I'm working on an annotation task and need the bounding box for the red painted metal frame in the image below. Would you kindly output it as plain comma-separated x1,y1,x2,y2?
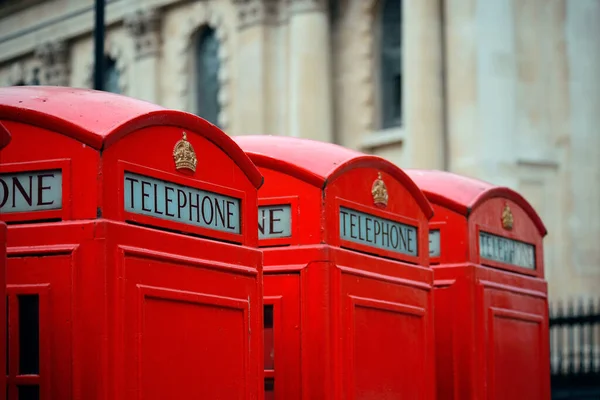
0,87,265,400
405,168,550,400
0,87,262,189
0,158,72,223
258,195,301,247
234,136,437,400
333,196,423,264
427,220,446,265
0,121,11,400
117,161,247,244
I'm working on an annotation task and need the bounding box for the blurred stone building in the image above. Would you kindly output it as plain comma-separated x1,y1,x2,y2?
0,0,599,302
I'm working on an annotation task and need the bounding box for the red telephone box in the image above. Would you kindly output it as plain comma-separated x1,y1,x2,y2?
234,136,437,400
0,121,12,398
405,169,550,400
0,86,264,400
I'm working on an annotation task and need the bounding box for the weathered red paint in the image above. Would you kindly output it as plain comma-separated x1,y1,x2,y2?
0,121,12,399
234,135,437,400
405,169,550,400
0,86,264,400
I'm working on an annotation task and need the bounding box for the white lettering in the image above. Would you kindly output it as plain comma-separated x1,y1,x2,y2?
429,230,441,257
0,170,62,213
479,231,536,270
339,206,418,256
258,205,292,239
124,172,241,234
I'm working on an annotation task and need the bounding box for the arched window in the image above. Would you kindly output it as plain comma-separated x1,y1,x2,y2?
379,0,402,129
30,68,41,85
104,56,120,94
194,27,221,126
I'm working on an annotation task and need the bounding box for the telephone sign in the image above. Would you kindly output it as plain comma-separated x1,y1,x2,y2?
124,172,241,234
0,169,62,213
258,205,292,239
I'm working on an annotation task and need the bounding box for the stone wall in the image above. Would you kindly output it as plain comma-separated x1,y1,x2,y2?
0,0,598,301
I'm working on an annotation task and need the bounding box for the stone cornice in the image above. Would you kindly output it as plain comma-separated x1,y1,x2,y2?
124,8,162,59
0,0,185,63
35,40,68,66
35,40,69,86
287,0,327,15
84,39,128,93
234,0,281,29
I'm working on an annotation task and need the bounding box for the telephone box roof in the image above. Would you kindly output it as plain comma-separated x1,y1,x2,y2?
405,169,547,236
0,121,11,149
234,135,434,218
0,86,263,188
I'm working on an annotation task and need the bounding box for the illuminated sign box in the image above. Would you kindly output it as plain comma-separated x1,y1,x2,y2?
479,231,535,270
124,172,241,235
339,206,418,257
0,169,62,213
258,204,291,239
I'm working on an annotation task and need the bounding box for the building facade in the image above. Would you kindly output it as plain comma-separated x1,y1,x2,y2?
0,0,599,302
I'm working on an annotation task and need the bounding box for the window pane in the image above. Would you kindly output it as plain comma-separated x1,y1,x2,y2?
264,305,274,370
195,27,221,126
380,0,402,128
104,56,120,94
30,68,41,86
18,385,39,400
18,294,39,375
264,378,274,400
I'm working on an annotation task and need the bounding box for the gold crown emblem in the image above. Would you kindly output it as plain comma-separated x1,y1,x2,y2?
502,203,513,230
173,132,197,173
371,172,389,207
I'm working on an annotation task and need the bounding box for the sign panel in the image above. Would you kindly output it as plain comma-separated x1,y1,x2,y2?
259,205,292,239
479,231,535,270
339,206,418,257
429,230,441,257
124,172,240,234
0,169,62,213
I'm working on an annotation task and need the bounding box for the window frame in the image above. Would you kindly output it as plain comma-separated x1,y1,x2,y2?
190,25,222,127
374,0,403,131
103,55,121,95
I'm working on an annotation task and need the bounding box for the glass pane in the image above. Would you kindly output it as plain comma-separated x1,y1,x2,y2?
195,27,221,126
264,305,274,370
104,57,120,94
30,68,41,85
264,378,274,400
18,294,39,375
18,385,39,400
380,0,402,128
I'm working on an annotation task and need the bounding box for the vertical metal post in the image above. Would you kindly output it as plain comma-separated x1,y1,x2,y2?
93,0,105,90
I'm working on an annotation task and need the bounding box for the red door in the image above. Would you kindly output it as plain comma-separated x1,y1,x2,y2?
480,283,550,400
6,248,75,400
341,268,434,400
263,273,300,400
109,224,262,400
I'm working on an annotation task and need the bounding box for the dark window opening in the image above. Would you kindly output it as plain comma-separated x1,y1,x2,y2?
30,68,41,86
195,26,221,126
104,56,120,94
18,294,39,375
264,305,274,370
380,0,402,128
264,378,275,400
18,384,39,400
